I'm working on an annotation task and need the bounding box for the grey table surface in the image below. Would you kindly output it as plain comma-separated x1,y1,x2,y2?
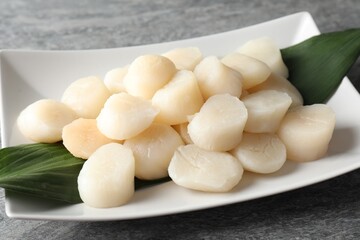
0,0,359,239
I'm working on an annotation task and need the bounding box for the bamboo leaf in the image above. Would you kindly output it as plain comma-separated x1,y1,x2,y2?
281,28,360,105
0,143,84,203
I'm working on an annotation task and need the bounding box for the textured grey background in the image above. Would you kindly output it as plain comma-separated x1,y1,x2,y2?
0,0,359,239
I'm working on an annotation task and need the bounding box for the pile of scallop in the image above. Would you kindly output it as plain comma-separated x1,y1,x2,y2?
17,37,336,208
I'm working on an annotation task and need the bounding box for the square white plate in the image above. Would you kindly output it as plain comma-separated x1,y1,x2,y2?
1,12,360,221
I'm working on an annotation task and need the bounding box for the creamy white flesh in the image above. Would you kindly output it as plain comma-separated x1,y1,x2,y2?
242,90,292,133
168,144,244,192
162,47,202,71
231,133,286,174
249,73,303,108
96,93,159,140
188,94,248,151
172,122,193,144
237,37,289,78
17,99,78,143
152,70,204,125
104,66,129,94
77,143,135,208
277,104,336,162
221,53,271,89
193,56,243,99
61,76,111,118
124,123,184,180
123,55,176,99
62,118,117,159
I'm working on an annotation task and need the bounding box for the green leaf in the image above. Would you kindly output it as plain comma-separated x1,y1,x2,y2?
0,143,84,203
281,28,360,105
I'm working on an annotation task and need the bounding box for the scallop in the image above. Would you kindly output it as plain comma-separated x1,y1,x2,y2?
17,99,78,143
231,133,287,174
193,56,243,99
124,123,184,180
104,66,129,94
96,92,159,140
242,90,292,133
249,73,303,108
77,143,135,208
188,94,248,151
61,76,111,118
277,104,336,162
62,118,118,159
221,53,271,89
152,70,204,125
162,47,202,71
168,144,243,192
237,37,289,78
123,55,177,99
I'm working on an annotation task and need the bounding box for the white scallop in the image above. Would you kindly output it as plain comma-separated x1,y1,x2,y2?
242,90,292,133
249,73,303,108
221,53,271,89
61,76,111,119
237,37,289,78
277,104,336,162
17,99,78,143
97,93,159,140
104,66,129,94
231,133,287,174
124,123,184,180
168,144,244,192
193,56,243,99
188,94,248,151
62,118,118,159
152,70,204,125
77,143,135,208
162,47,202,71
123,55,177,99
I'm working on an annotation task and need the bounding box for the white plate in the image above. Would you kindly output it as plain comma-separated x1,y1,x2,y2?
1,12,360,221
